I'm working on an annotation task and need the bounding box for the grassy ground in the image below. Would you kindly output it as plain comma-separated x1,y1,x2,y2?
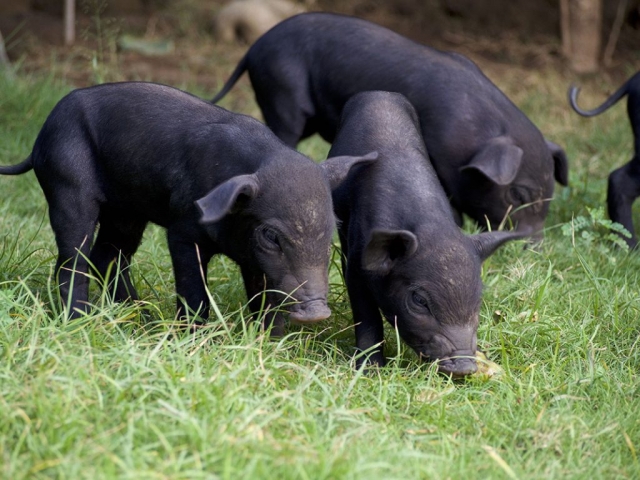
1,58,640,479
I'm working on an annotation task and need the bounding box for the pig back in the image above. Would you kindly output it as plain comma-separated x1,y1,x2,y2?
330,91,458,237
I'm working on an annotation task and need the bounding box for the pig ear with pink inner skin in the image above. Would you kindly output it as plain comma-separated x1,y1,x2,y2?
460,136,523,186
321,151,379,190
362,229,419,275
196,174,260,224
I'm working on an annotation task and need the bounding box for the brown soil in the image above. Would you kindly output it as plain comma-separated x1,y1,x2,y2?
0,0,639,98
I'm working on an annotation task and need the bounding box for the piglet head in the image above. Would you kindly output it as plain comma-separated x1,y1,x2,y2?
363,228,525,378
458,136,568,240
196,152,377,328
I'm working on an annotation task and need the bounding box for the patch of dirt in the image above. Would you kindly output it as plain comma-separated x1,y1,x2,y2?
0,0,639,94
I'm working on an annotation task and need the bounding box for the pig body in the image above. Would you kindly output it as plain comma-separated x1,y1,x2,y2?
330,91,523,377
569,71,640,248
212,12,569,236
0,82,370,331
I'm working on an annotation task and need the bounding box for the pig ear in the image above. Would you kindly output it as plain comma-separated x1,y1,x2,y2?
460,137,523,186
471,230,528,261
196,174,260,224
321,151,378,190
362,229,418,275
546,139,569,186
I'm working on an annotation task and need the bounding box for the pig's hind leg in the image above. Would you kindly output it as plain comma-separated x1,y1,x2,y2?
46,188,100,318
252,77,316,147
89,209,148,303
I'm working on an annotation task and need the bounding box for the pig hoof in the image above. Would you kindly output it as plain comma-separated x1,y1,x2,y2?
436,356,478,378
288,300,331,325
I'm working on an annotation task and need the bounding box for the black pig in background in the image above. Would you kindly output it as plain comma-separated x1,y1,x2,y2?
569,71,640,249
212,12,569,240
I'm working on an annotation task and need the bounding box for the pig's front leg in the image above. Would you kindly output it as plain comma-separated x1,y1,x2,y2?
346,266,385,368
167,230,214,322
240,265,286,337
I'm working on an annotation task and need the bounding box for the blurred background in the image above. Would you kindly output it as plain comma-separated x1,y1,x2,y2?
0,0,638,93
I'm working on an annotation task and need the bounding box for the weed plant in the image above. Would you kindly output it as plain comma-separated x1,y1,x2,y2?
0,63,639,479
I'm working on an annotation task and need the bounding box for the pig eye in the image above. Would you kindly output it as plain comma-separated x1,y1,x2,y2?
412,291,431,312
509,186,530,206
259,227,282,251
509,186,544,213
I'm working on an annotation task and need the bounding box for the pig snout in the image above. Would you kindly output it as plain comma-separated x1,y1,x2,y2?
288,298,331,324
277,272,331,324
435,351,478,378
417,327,478,378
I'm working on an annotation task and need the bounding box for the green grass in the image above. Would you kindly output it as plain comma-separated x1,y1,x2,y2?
1,65,640,479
